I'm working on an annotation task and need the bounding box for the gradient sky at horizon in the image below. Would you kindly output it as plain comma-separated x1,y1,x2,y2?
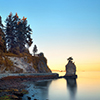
0,0,100,71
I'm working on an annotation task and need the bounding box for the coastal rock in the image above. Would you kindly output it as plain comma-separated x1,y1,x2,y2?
32,53,52,73
37,58,51,73
65,57,76,76
9,57,36,73
0,52,51,73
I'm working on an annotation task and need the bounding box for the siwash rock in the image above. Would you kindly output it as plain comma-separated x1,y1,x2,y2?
65,57,76,76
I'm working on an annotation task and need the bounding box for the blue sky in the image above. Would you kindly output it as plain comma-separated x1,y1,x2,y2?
0,0,100,71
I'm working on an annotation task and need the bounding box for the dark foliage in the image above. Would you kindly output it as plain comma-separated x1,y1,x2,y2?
33,45,38,56
5,13,33,53
67,57,73,61
0,16,6,52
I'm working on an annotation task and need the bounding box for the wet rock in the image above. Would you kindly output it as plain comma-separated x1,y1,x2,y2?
21,89,28,94
27,96,31,100
13,89,28,97
13,92,24,97
32,94,34,97
10,95,19,99
0,94,19,100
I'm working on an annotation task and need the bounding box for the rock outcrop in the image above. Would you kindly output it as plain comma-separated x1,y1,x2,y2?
0,52,52,73
32,53,52,73
9,57,36,73
65,57,76,76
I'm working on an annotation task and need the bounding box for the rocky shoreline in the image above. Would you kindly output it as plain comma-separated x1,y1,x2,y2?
0,72,77,99
0,73,59,100
0,73,58,79
0,77,28,99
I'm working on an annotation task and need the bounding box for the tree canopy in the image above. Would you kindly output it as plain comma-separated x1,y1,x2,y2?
67,57,73,61
33,45,38,56
0,16,6,52
5,13,33,53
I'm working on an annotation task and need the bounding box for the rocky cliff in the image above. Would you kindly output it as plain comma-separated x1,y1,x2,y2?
0,52,52,73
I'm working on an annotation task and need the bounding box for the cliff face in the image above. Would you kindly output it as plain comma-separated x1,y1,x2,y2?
8,57,36,73
65,61,76,75
32,55,52,73
0,52,52,73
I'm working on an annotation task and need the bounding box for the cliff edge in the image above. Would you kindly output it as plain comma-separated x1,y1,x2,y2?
0,52,52,73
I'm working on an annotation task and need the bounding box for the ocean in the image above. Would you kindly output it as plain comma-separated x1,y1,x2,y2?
23,71,100,100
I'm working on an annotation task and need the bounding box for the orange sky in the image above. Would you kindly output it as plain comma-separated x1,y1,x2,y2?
47,52,100,71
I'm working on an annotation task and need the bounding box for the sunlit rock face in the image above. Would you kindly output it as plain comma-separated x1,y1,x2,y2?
9,57,36,73
33,53,52,73
0,52,52,73
8,56,52,73
65,58,76,75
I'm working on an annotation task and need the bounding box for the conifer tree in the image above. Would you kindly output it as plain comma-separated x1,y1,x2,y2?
0,16,6,52
5,13,33,53
16,16,33,52
33,45,38,56
67,57,73,62
5,13,18,52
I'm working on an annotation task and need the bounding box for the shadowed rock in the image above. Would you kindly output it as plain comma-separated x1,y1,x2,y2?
65,57,76,76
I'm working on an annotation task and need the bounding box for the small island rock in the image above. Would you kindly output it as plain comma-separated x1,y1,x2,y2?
65,57,76,76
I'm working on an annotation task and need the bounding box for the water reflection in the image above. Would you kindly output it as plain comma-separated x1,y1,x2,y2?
65,78,77,100
34,80,52,100
23,80,52,100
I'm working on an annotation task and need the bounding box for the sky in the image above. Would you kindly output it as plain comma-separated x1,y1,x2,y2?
0,0,100,71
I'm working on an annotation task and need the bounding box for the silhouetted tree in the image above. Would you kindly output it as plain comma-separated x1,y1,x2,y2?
5,13,18,52
0,16,6,52
5,13,33,53
33,45,38,56
67,57,73,62
16,16,33,52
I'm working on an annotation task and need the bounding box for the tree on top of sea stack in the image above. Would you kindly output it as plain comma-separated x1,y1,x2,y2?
67,57,73,61
65,57,76,76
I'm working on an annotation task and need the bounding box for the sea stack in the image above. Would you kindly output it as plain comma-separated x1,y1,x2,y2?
65,57,76,76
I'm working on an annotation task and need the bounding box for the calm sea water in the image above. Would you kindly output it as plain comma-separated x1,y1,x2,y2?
23,71,100,100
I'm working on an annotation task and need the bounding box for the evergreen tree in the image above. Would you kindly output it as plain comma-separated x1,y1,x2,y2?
16,16,33,52
0,16,6,52
5,13,33,53
5,13,18,52
33,45,38,56
67,57,73,62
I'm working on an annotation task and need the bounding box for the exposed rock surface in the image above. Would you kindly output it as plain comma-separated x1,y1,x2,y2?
65,57,76,76
0,53,52,73
32,53,52,73
9,57,36,73
37,57,51,73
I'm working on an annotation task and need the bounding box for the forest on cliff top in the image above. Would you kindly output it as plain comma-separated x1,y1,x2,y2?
0,13,51,73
